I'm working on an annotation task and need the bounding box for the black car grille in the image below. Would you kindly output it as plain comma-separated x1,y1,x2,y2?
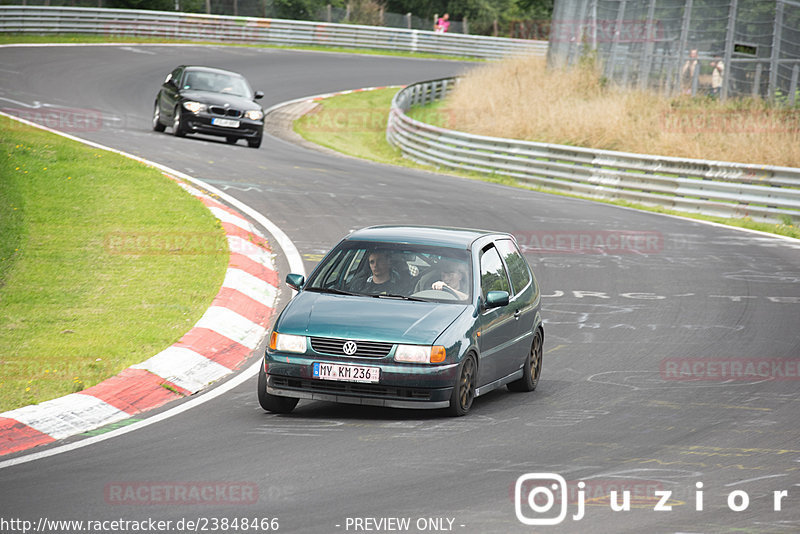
271,377,432,400
310,337,393,358
209,106,243,118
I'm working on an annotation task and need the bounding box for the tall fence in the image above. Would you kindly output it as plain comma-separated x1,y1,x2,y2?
387,78,800,224
548,0,800,102
0,6,547,59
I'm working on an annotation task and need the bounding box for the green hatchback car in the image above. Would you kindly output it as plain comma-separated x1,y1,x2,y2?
258,226,543,416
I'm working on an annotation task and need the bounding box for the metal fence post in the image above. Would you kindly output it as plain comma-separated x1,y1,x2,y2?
768,0,784,100
675,0,693,96
753,63,763,97
790,64,799,105
721,0,738,100
638,0,657,90
606,0,627,81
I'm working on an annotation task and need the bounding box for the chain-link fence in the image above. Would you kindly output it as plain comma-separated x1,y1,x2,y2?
547,0,800,103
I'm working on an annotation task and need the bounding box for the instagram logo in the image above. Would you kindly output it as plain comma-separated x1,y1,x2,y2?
515,473,569,525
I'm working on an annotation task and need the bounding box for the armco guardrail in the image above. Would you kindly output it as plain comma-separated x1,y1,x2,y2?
388,78,800,224
0,6,547,59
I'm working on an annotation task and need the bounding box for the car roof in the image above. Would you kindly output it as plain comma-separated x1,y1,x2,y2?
344,225,508,249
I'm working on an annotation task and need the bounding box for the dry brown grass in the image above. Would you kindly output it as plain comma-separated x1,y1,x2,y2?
440,55,800,168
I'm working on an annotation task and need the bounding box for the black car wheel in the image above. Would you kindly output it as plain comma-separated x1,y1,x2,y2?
448,355,476,416
508,329,543,392
258,364,299,414
247,136,262,149
172,106,186,137
152,102,166,132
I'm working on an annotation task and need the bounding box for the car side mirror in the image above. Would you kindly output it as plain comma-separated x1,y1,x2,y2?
285,273,305,291
484,290,509,309
254,91,264,100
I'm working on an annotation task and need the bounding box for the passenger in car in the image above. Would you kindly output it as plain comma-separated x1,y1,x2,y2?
431,260,469,300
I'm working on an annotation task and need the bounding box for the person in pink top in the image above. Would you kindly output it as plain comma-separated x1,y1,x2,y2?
435,13,450,33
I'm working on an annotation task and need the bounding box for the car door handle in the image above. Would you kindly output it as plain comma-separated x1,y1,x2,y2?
513,309,521,320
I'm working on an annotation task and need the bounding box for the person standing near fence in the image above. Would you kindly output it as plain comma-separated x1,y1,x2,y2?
681,48,700,95
435,13,450,33
710,55,725,98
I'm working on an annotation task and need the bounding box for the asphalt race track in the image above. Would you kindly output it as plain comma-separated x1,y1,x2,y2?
1,45,799,534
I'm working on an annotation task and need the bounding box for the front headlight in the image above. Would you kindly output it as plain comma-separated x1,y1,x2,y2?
182,101,207,113
394,345,446,364
244,109,264,121
269,332,307,354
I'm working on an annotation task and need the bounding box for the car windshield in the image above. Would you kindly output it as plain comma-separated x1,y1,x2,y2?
182,71,252,98
305,241,473,303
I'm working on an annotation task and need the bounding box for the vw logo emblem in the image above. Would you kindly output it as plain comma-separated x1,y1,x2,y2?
342,341,358,355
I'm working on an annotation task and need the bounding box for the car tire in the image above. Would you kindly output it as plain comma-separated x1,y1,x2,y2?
448,354,476,416
172,106,186,137
508,329,543,392
257,364,299,414
247,136,262,149
152,102,166,132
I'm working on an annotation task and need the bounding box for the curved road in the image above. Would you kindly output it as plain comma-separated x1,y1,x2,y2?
1,45,799,533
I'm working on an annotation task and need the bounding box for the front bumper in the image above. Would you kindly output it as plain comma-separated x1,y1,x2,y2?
265,353,459,410
182,112,263,139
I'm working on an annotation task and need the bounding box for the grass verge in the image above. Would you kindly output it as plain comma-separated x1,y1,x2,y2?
444,56,800,168
0,119,228,411
293,88,800,240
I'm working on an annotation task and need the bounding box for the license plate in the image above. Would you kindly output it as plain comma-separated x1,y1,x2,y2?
313,362,380,383
211,118,240,128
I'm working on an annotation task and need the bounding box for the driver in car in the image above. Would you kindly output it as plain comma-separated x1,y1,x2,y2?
353,249,406,296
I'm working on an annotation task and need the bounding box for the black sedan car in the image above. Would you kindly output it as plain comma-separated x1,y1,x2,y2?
153,65,265,148
259,226,544,416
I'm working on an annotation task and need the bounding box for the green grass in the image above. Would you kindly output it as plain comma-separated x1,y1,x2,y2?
294,89,800,240
294,88,408,163
0,33,481,62
0,120,228,411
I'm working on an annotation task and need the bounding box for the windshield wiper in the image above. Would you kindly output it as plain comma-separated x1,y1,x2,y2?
374,293,426,302
306,287,358,296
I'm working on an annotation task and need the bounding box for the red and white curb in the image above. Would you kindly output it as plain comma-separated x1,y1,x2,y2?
0,176,279,457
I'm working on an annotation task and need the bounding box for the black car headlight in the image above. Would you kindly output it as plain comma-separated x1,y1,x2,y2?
182,101,207,113
244,110,264,121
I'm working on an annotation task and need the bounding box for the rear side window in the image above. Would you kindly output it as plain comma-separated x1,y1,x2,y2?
479,246,510,298
495,239,532,295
